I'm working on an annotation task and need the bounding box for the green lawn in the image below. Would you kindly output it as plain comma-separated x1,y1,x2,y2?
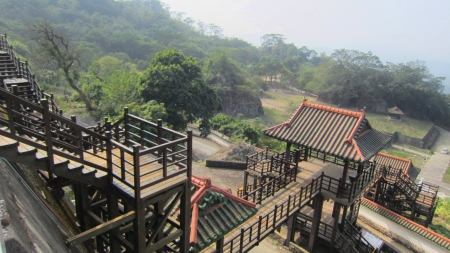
443,165,450,184
365,112,433,138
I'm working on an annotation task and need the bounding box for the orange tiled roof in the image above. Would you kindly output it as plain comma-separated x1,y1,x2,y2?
264,101,391,162
372,153,412,174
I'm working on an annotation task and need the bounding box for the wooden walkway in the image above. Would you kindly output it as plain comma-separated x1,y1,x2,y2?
202,158,342,252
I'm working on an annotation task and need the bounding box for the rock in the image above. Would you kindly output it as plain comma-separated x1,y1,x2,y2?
225,142,256,161
220,88,264,117
2,216,10,226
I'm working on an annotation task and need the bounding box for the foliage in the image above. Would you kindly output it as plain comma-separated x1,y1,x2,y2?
430,198,450,238
211,114,235,130
140,49,221,136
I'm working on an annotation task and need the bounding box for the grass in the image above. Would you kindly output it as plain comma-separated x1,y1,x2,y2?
430,198,450,238
378,147,426,169
443,164,450,184
365,112,433,138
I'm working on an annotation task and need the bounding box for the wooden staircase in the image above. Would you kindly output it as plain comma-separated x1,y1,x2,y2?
366,165,438,226
0,133,108,188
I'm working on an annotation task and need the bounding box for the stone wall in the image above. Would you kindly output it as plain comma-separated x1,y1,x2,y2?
392,124,438,149
220,88,264,116
205,160,247,170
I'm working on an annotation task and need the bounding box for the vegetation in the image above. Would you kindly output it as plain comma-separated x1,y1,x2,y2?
365,113,434,138
141,49,221,135
2,0,449,139
443,164,450,184
430,198,450,238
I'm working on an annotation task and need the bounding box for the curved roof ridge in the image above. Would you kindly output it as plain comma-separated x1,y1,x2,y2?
304,101,364,118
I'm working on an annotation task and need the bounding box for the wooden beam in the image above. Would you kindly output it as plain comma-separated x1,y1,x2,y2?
146,229,183,253
66,211,136,247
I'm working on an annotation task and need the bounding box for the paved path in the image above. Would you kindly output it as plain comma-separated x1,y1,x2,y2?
417,126,450,196
360,206,449,253
188,126,232,147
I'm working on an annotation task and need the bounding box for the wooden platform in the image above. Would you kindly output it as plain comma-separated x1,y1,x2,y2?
0,134,188,200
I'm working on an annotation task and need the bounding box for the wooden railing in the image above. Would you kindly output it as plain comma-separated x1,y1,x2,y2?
334,231,359,253
242,166,298,204
341,220,376,253
296,213,333,239
0,87,191,197
215,176,323,253
0,34,58,113
246,148,301,176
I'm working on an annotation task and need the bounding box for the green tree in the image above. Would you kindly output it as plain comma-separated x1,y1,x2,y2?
140,49,221,136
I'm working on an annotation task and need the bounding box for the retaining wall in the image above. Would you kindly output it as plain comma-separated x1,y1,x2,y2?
205,160,246,170
391,124,439,149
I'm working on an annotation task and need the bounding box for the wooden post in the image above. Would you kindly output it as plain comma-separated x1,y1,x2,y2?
157,119,162,161
243,171,249,200
180,182,192,253
284,214,296,247
123,107,129,145
41,99,55,177
105,131,113,182
308,194,323,252
340,206,348,231
187,130,193,179
107,193,120,253
341,159,350,190
330,203,341,249
303,146,309,162
216,236,224,253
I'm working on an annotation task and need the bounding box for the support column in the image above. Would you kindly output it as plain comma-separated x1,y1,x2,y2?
216,236,224,253
340,206,348,231
133,199,146,253
179,182,191,253
74,182,90,231
308,195,323,252
243,171,249,199
108,193,121,253
303,146,309,162
341,160,350,190
330,203,341,249
285,142,292,162
284,215,296,247
155,200,164,253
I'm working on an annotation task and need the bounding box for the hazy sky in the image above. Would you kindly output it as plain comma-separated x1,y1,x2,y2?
162,0,450,87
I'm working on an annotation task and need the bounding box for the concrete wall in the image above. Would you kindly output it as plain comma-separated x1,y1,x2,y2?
205,160,246,170
392,124,438,149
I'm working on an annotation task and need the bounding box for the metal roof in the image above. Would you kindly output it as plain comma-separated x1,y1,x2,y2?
264,101,391,162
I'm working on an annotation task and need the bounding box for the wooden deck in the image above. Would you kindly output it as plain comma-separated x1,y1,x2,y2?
0,134,187,200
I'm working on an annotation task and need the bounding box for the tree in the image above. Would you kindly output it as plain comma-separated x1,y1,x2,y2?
140,50,221,136
32,20,93,111
204,53,245,89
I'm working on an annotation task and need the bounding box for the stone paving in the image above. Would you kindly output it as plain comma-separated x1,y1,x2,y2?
417,126,450,196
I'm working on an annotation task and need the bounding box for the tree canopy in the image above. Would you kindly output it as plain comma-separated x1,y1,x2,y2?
140,49,221,136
